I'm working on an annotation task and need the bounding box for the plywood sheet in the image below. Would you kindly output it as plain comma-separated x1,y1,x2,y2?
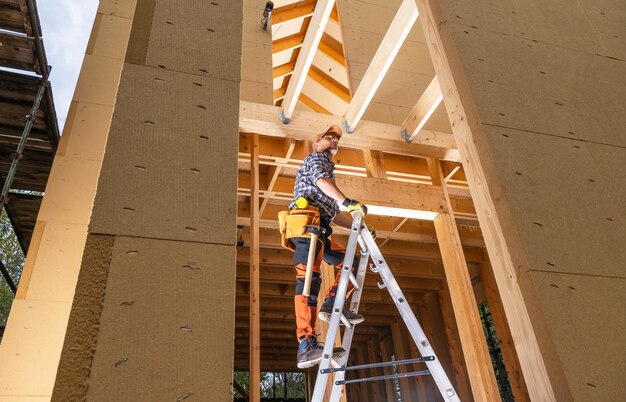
142,0,242,82
483,125,626,278
86,236,236,401
438,0,623,58
89,63,239,245
446,24,626,147
528,271,626,402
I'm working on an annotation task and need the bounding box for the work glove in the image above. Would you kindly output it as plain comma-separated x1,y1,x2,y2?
342,198,367,216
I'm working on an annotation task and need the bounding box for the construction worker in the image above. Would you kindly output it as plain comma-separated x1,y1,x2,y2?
289,125,373,369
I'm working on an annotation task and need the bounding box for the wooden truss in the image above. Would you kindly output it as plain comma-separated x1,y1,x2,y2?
241,0,554,401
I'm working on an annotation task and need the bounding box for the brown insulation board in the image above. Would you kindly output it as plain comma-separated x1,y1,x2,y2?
126,0,242,82
89,63,238,245
483,125,626,278
437,0,626,59
443,22,626,147
52,235,115,402
84,236,236,401
527,271,626,402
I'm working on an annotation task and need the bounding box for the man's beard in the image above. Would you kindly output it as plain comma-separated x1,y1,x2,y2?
328,148,338,156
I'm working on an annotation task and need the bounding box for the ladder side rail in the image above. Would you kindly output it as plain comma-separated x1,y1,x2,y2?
329,242,370,402
311,212,364,402
361,229,461,402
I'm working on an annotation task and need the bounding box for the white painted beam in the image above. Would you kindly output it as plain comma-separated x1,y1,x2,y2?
343,0,419,132
402,75,444,142
280,0,336,123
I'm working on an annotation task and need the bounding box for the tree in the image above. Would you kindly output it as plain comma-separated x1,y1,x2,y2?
0,208,25,326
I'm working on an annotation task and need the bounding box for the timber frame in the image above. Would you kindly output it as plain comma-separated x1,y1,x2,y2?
238,0,556,401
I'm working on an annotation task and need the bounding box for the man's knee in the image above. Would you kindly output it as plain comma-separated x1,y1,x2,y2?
295,275,321,306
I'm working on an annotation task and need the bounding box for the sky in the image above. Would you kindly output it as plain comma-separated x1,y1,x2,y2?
37,0,99,131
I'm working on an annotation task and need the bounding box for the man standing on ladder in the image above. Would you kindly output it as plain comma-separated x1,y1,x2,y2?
284,125,372,369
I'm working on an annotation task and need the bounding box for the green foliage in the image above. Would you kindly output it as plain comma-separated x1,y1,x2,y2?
0,208,25,325
233,371,305,399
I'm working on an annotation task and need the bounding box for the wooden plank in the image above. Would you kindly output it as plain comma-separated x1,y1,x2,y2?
343,0,419,132
481,263,530,402
299,92,332,114
240,101,461,161
318,36,345,65
271,0,317,25
415,0,557,399
272,62,296,79
431,158,500,400
249,134,261,402
272,33,305,54
402,75,444,142
307,65,351,102
259,138,296,215
280,0,335,122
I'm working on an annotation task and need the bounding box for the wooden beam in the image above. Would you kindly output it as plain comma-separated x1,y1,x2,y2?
272,33,305,54
318,36,346,65
240,101,460,160
430,159,500,401
273,62,296,79
249,134,261,402
259,138,296,216
299,93,332,114
280,0,336,122
362,149,387,180
481,263,530,402
272,0,317,24
233,379,249,400
308,65,351,103
343,0,419,132
416,0,557,399
273,85,288,101
402,75,444,142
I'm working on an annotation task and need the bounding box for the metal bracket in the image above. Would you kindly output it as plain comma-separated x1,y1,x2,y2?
278,110,291,124
401,129,414,143
342,120,355,134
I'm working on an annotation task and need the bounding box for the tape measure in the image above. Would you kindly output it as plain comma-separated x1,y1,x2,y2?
295,196,309,209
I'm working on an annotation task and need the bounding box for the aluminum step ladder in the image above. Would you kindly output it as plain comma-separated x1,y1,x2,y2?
311,211,461,402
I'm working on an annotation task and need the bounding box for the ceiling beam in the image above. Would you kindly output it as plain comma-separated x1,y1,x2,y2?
299,92,332,114
402,75,444,142
272,0,317,25
343,0,419,132
272,62,296,79
307,65,351,103
240,101,460,161
280,0,336,123
272,33,305,54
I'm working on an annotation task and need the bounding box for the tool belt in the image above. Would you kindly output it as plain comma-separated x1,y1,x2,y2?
278,207,321,251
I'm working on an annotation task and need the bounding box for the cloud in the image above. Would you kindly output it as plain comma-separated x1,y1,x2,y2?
38,0,99,132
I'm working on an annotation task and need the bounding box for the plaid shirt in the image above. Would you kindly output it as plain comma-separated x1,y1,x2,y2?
289,151,339,225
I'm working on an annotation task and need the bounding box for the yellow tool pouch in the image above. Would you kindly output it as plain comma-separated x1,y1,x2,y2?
278,207,321,251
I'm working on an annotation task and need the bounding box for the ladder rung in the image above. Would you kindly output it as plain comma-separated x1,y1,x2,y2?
348,273,359,289
320,356,434,374
335,369,431,386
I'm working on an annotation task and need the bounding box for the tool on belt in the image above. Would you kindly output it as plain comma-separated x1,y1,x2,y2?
278,197,322,296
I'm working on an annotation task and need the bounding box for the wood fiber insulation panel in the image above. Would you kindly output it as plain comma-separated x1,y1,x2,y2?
484,125,626,278
85,237,236,401
89,63,238,245
241,2,272,104
125,0,242,82
52,235,115,401
98,0,137,19
444,26,626,147
527,271,626,402
438,0,626,60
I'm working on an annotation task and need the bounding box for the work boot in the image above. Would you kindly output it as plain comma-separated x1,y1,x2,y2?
310,335,346,359
297,337,324,369
318,303,364,325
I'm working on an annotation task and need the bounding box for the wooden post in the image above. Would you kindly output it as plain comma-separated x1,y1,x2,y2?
429,158,500,401
415,0,557,399
356,342,371,402
379,334,397,402
438,283,474,402
367,338,385,401
249,134,261,402
390,318,412,401
481,263,530,402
